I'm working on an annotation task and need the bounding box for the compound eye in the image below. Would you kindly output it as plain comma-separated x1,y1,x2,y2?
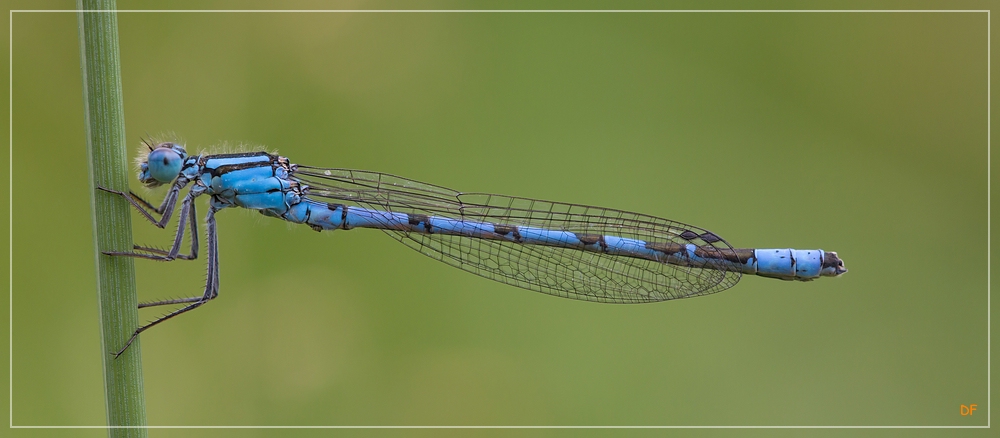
147,147,183,183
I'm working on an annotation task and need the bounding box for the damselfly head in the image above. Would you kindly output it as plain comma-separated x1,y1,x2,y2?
139,142,188,187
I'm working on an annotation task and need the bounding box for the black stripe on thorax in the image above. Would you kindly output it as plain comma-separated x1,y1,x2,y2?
203,151,275,159
210,162,276,177
202,153,278,177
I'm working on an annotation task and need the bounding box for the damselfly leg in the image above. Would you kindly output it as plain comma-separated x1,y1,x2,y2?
97,186,221,358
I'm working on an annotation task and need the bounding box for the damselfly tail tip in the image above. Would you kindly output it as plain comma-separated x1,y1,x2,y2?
822,251,847,277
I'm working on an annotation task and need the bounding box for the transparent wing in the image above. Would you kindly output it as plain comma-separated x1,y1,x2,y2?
293,166,742,303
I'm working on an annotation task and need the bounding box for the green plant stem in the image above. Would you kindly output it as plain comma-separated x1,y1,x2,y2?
78,0,148,434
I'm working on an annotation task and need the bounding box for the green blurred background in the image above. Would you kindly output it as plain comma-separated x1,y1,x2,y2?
4,0,995,435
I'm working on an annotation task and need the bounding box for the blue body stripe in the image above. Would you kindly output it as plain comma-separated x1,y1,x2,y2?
345,208,410,230
202,154,272,169
744,249,826,280
604,236,658,259
424,216,493,238
188,150,840,282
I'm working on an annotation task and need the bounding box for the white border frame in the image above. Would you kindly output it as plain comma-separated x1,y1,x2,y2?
7,8,991,430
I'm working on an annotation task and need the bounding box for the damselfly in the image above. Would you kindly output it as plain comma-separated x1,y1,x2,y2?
99,141,847,357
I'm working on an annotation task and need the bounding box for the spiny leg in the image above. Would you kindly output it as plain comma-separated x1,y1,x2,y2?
136,203,208,308
133,201,205,305
134,194,197,260
134,200,201,303
97,177,189,228
114,205,221,358
104,191,200,261
137,296,205,308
